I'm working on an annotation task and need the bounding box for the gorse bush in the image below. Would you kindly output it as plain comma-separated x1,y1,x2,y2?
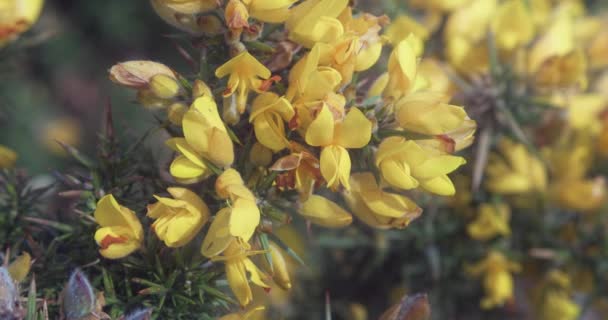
1,0,608,319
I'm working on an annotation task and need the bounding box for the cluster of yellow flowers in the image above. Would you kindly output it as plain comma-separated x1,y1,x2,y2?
96,0,476,314
391,0,608,313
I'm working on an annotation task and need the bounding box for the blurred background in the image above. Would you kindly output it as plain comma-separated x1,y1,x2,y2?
0,1,196,174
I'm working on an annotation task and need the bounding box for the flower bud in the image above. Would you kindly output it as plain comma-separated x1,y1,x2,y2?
109,61,175,89
137,89,171,110
122,308,153,320
198,14,224,36
223,95,241,125
62,269,96,320
167,102,188,126
149,74,181,99
249,142,273,167
0,267,19,319
268,242,292,290
7,253,31,283
225,0,249,31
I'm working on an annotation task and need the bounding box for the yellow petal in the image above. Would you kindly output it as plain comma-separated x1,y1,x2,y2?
320,145,351,190
94,195,143,239
228,199,261,242
170,155,208,180
334,107,372,148
226,260,253,306
201,208,235,257
305,105,335,147
300,195,352,228
7,253,31,283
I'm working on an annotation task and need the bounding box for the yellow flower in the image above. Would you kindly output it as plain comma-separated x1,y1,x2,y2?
0,0,44,46
41,117,81,156
417,58,454,96
249,92,295,152
545,138,606,212
270,144,323,200
0,145,17,169
147,188,210,247
444,0,496,74
215,169,260,241
565,94,606,134
539,291,580,320
395,91,468,135
383,38,420,100
167,96,234,181
384,15,430,46
242,0,296,24
212,241,270,306
415,118,477,153
466,251,521,309
375,137,466,196
343,172,422,229
587,21,608,69
299,194,353,227
528,14,587,89
285,0,348,48
486,139,547,194
286,44,343,103
219,306,265,320
216,51,271,115
305,105,372,190
491,0,535,52
94,195,144,259
553,178,606,212
467,203,511,241
225,0,250,31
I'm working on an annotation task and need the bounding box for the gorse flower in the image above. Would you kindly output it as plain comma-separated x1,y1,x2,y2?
94,195,144,259
212,241,269,307
0,0,44,46
167,95,234,182
147,188,210,247
343,172,422,229
375,137,466,196
215,51,271,116
249,92,295,152
467,203,510,241
466,251,521,309
214,169,260,241
0,145,17,169
305,105,372,190
486,139,547,194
